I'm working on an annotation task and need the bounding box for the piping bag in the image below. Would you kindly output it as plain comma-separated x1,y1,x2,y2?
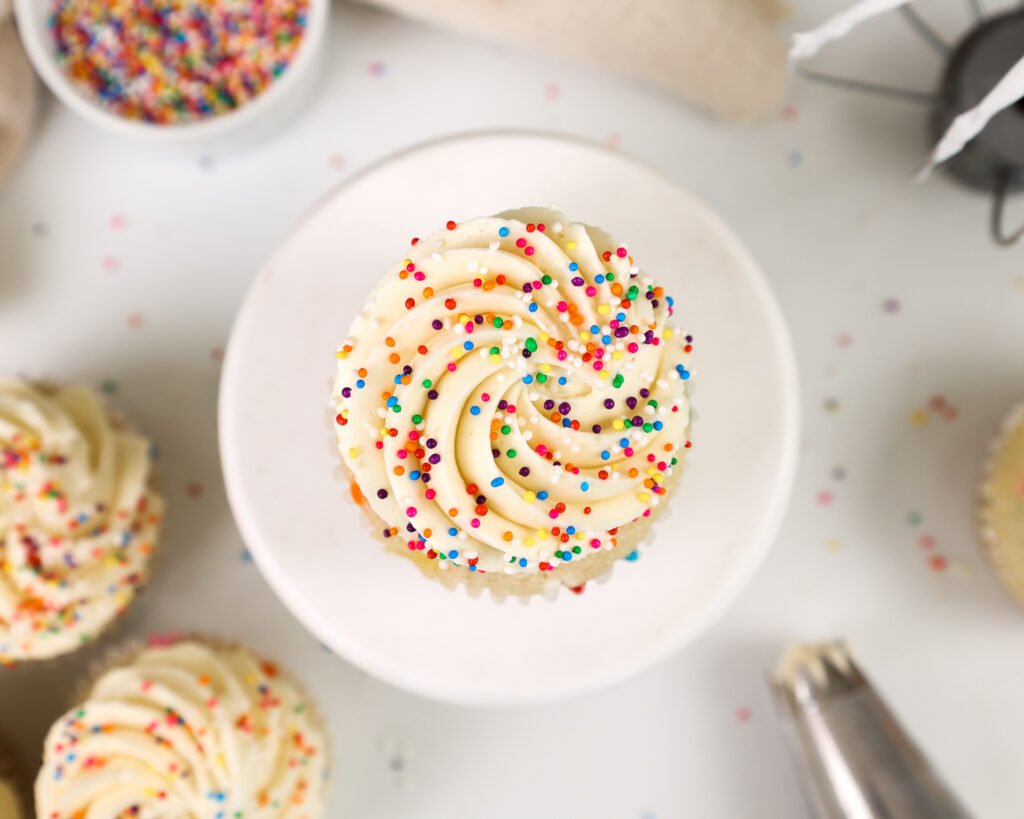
769,641,972,819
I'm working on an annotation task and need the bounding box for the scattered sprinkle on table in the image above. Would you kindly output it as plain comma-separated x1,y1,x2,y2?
51,0,309,124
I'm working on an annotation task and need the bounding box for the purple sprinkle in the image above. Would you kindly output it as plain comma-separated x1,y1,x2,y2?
645,291,654,300
614,327,629,338
476,495,486,504
640,388,650,398
626,396,637,409
523,283,533,293
571,276,584,287
543,399,555,411
403,365,412,374
407,523,416,533
428,453,440,464
341,387,352,398
592,424,602,433
603,398,615,409
421,473,431,483
498,400,508,410
383,528,392,538
558,402,571,415
685,335,693,342
492,448,500,457
519,467,530,476
425,438,437,448
377,489,388,499
651,300,659,308
428,389,439,400
474,314,484,324
432,319,443,330
522,350,531,358
632,415,643,426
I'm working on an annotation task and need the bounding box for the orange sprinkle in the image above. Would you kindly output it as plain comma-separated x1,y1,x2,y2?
385,337,396,347
394,466,405,476
357,368,368,378
503,531,514,541
448,507,459,516
388,353,400,364
482,280,497,291
611,283,623,296
422,287,434,298
399,270,408,280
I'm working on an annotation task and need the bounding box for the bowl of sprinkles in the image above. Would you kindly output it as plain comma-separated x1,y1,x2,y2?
14,0,328,142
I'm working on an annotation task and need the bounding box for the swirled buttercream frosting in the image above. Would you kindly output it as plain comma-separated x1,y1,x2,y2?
0,379,163,662
332,207,693,587
36,640,329,819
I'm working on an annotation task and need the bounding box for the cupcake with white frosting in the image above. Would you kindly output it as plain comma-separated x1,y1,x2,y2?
36,638,330,818
978,404,1024,607
332,207,694,596
0,378,163,663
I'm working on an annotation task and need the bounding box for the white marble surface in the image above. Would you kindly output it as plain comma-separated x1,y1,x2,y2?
1,1,1023,817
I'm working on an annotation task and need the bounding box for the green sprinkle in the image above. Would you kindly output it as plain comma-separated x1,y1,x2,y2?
506,449,517,458
648,399,658,408
541,274,553,285
500,425,512,435
623,419,632,428
612,374,624,388
536,373,548,383
643,423,653,433
422,379,432,388
572,546,581,554
493,317,503,328
525,337,538,352
392,405,401,413
606,272,615,281
627,286,639,300
489,346,500,355
671,457,678,465
412,414,423,424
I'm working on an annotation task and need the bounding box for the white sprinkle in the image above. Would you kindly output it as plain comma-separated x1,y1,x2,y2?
432,252,443,262
488,240,500,251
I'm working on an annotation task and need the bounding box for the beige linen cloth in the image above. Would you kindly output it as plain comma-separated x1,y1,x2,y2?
0,0,35,183
357,0,789,122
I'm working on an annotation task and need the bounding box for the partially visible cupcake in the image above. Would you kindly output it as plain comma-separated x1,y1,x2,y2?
332,207,694,597
0,378,164,663
36,638,330,818
978,404,1024,607
0,728,29,818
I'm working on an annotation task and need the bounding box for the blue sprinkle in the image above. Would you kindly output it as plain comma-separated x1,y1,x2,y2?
590,325,600,334
624,549,640,562
356,379,365,388
561,418,571,427
616,312,626,321
409,470,421,480
600,451,610,460
528,303,538,312
393,375,403,384
595,274,605,284
558,376,567,385
602,335,611,344
469,564,477,571
537,490,549,500
563,552,572,562
470,405,481,416
386,396,398,407
653,421,663,430
568,262,579,271
498,227,509,237
491,477,504,487
619,437,629,447
680,370,690,380
518,557,528,567
463,341,474,351
667,296,674,307
523,374,534,384
580,482,589,491
566,525,576,534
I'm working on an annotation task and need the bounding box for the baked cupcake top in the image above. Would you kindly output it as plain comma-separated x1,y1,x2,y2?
36,640,329,819
0,378,163,662
332,207,693,578
979,404,1024,603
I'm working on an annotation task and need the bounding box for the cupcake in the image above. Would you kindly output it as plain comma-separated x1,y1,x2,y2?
0,728,30,818
36,638,330,818
978,404,1024,606
332,207,694,596
0,378,164,663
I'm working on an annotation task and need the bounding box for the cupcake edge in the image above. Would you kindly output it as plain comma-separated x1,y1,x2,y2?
977,403,1024,608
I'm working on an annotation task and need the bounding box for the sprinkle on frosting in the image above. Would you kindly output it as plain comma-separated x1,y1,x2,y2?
35,639,328,819
331,207,694,578
0,379,163,663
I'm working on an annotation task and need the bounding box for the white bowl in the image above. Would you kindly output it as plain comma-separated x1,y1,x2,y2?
13,0,329,146
219,131,801,705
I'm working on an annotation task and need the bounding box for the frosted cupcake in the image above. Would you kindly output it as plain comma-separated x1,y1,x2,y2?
36,638,329,818
978,404,1024,606
0,378,163,663
332,207,694,596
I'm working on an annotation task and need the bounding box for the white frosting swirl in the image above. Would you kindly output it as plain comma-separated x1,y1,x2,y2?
36,640,329,819
332,207,693,578
0,379,163,662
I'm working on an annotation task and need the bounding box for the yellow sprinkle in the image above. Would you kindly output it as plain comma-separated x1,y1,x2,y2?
663,329,673,340
579,331,590,341
599,370,610,380
537,529,548,540
540,364,551,373
638,492,651,503
336,351,349,359
525,537,535,546
597,304,610,315
612,350,623,360
646,467,656,476
379,426,388,435
566,241,577,250
539,332,549,342
403,258,412,267
490,354,501,363
458,313,470,324
575,532,585,540
348,447,359,459
523,491,536,503
612,418,624,430
453,349,464,360
611,463,619,471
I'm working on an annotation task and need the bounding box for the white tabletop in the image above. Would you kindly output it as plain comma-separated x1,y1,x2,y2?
2,2,1023,817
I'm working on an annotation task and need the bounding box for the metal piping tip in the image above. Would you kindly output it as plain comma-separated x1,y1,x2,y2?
769,640,972,819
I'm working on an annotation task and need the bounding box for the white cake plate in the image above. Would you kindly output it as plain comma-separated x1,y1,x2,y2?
219,132,799,705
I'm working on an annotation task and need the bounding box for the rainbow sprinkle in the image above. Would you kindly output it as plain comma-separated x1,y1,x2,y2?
50,0,309,124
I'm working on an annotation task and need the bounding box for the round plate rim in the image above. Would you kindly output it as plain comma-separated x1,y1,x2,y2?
219,129,801,705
